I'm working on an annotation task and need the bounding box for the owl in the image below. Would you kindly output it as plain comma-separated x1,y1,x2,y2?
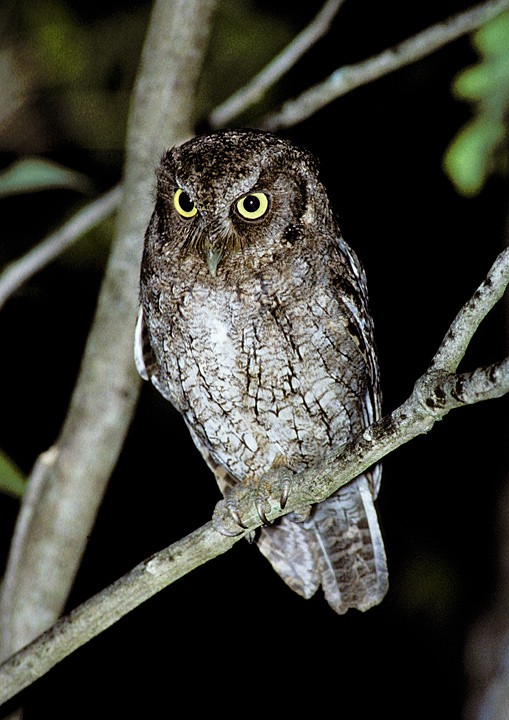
135,128,388,614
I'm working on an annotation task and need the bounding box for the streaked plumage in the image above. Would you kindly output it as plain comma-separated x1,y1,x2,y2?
136,129,388,613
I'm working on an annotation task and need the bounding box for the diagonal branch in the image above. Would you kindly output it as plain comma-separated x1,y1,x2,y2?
208,0,346,128
0,246,507,705
0,0,218,667
431,245,509,372
0,185,122,311
260,0,509,131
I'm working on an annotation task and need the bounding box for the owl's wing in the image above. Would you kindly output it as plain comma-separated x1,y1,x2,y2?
257,237,388,613
297,237,387,612
134,306,170,401
335,236,382,494
134,306,151,380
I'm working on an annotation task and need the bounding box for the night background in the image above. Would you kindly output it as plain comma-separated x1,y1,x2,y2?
1,1,508,717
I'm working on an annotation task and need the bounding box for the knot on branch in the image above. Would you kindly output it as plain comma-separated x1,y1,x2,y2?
412,369,453,422
412,357,509,423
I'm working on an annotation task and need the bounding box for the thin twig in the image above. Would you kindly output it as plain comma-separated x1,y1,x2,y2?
0,246,507,705
208,0,346,128
431,246,509,372
260,0,509,131
0,185,122,311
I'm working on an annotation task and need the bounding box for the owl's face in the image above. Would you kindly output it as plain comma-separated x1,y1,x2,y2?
145,129,331,277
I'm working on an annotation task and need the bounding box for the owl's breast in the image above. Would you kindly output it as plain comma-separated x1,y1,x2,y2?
149,264,368,483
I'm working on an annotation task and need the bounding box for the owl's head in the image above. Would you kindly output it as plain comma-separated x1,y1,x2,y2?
146,129,332,276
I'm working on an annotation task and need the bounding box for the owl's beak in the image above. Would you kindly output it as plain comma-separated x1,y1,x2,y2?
204,241,224,277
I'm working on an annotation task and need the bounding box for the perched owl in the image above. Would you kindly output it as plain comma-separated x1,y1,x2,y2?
135,128,388,614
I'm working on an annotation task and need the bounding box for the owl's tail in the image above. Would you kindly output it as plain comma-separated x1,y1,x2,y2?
256,473,388,614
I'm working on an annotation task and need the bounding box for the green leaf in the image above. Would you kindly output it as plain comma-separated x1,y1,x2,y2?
444,118,505,196
0,157,92,197
453,63,498,101
475,10,509,55
444,10,509,196
0,450,26,499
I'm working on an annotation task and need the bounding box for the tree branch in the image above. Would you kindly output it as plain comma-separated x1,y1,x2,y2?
0,246,507,706
0,0,218,665
260,0,509,131
0,185,122,311
431,244,509,372
208,0,346,128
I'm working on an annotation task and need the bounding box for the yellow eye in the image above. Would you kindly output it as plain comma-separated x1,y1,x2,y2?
236,192,269,221
174,188,197,218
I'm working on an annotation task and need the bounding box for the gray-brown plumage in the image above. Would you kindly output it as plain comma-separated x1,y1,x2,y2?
135,128,388,613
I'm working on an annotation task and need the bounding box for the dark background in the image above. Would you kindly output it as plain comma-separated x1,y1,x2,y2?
1,1,508,717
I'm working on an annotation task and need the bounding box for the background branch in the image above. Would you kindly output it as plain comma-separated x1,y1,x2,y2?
3,0,505,309
208,0,346,128
0,245,507,705
0,0,217,665
0,185,121,311
260,0,509,130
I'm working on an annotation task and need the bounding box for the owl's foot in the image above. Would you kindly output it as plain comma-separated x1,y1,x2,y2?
212,466,294,537
213,497,248,537
212,494,250,537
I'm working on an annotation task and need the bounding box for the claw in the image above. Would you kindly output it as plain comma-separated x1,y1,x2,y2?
280,480,290,510
213,498,249,537
218,524,245,538
229,507,249,530
256,498,272,526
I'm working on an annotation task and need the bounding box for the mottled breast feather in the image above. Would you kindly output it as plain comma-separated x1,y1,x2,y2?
136,128,388,614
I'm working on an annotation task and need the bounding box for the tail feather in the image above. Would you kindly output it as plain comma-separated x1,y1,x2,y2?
256,472,388,614
306,474,388,613
257,518,320,600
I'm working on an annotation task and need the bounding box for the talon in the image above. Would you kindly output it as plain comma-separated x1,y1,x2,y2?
218,524,245,538
256,499,272,526
213,498,249,537
280,481,290,510
229,507,249,530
